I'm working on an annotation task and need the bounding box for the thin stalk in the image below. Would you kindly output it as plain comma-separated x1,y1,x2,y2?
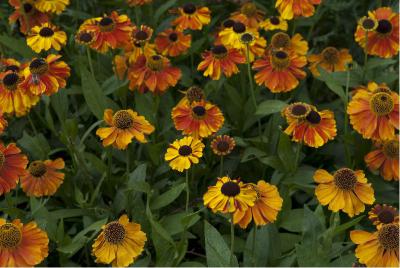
86,47,95,78
294,142,302,171
230,213,235,266
344,67,351,167
362,32,369,82
27,114,38,136
291,19,297,35
135,6,140,25
219,156,224,177
251,226,257,266
185,169,189,212
126,148,130,174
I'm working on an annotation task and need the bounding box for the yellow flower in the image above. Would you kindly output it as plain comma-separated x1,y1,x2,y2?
164,136,204,172
270,32,309,55
308,47,353,77
34,0,69,14
260,16,288,31
27,23,67,53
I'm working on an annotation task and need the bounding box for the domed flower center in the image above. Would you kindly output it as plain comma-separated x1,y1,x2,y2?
240,32,255,44
211,45,228,59
23,3,33,14
361,17,377,31
29,58,48,75
382,140,399,159
168,32,178,42
333,168,357,190
223,19,235,28
233,22,246,33
135,30,148,41
378,224,399,250
378,210,396,224
113,110,134,129
216,141,230,153
376,19,392,34
5,65,19,72
0,151,5,168
104,222,126,244
306,110,321,124
271,32,290,50
186,86,204,103
183,3,196,14
99,17,115,32
0,223,22,249
178,145,192,156
221,181,240,197
192,105,206,117
2,73,20,90
370,92,394,116
271,50,290,70
270,16,280,25
28,161,47,177
241,2,257,17
78,32,93,43
289,103,310,118
146,55,164,71
373,87,392,94
322,47,339,64
39,27,54,37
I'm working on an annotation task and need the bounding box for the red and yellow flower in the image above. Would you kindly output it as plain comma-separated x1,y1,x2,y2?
368,204,399,228
8,0,49,34
211,135,236,156
0,58,23,73
155,28,191,57
230,2,265,29
308,47,353,76
27,23,67,53
275,0,322,20
171,3,211,31
131,25,153,45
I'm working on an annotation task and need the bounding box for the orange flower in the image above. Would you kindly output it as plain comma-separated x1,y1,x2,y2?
8,0,49,34
347,82,399,140
21,54,70,96
253,50,307,93
0,142,28,196
355,7,399,58
131,25,153,45
197,45,246,80
364,137,399,181
270,32,308,55
211,135,236,156
155,28,191,57
0,58,23,73
275,0,321,20
127,54,181,94
172,3,211,31
20,158,65,197
368,204,399,228
126,0,152,6
124,42,157,63
308,47,353,76
75,30,95,46
172,98,224,139
230,2,265,29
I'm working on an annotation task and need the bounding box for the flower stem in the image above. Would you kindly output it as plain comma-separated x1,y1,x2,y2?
291,19,297,36
86,47,95,78
362,32,369,82
294,142,302,171
251,226,257,266
126,148,130,174
230,213,235,266
219,156,224,177
344,67,352,167
185,169,189,212
27,114,38,136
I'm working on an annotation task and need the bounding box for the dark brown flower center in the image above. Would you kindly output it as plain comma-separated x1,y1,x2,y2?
29,58,48,75
113,110,134,129
211,45,227,59
192,106,206,117
370,92,394,116
104,222,126,244
178,145,192,156
78,32,93,43
99,17,115,32
271,50,290,69
39,27,54,37
271,32,290,50
28,161,47,177
216,141,230,152
362,18,376,30
376,19,392,34
168,32,178,42
221,181,240,197
183,3,196,14
233,22,246,33
0,223,22,249
186,86,204,103
378,224,399,250
240,32,254,44
223,19,235,28
270,16,280,25
306,110,321,124
5,65,19,72
23,3,33,14
333,168,357,190
383,140,399,159
322,47,339,64
291,104,308,117
378,210,396,224
135,30,148,41
3,73,19,88
146,55,164,71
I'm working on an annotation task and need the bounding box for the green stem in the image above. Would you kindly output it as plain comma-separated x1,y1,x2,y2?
86,47,95,78
362,32,369,82
135,6,140,25
294,142,302,171
126,147,130,174
344,67,351,167
251,226,257,266
291,19,297,35
219,156,224,177
27,114,38,136
185,169,189,212
230,213,235,266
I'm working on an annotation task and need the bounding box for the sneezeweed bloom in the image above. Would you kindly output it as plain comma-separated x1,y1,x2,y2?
75,30,95,46
230,1,265,29
171,99,225,139
238,32,267,62
347,82,399,140
197,45,246,80
34,0,70,14
0,218,49,266
0,142,28,196
260,16,288,31
125,41,157,63
275,0,321,20
218,21,248,49
308,47,353,77
350,223,399,267
171,3,211,31
131,25,153,46
126,0,152,6
355,7,399,58
92,214,147,267
270,32,308,55
314,168,375,217
364,137,399,181
368,204,399,228
127,55,181,94
211,135,236,156
8,0,49,34
155,28,191,57
20,158,65,197
164,136,205,172
253,50,307,93
96,109,155,150
233,180,283,228
27,23,67,53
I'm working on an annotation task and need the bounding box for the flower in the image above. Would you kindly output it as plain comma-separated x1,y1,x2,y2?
164,136,205,172
347,82,399,140
127,55,181,94
197,45,246,80
20,158,65,197
364,137,399,181
125,42,157,63
126,0,152,6
34,0,70,14
270,32,308,55
171,3,211,31
368,204,399,228
260,16,288,31
308,47,353,76
0,142,28,196
233,180,283,228
314,168,375,217
92,214,146,267
96,109,155,150
275,0,321,20
230,2,265,29
171,98,224,139
155,28,191,57
0,58,22,73
27,23,67,53
355,7,399,58
75,30,95,46
131,25,153,46
253,50,307,93
0,218,49,266
8,0,49,34
350,223,399,267
211,135,236,156
238,31,267,62
21,54,71,96
203,176,257,213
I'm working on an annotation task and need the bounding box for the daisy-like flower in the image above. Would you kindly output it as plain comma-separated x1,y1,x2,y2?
75,30,95,46
314,168,375,217
211,135,236,156
20,158,65,197
308,47,353,77
96,109,155,150
164,136,205,172
350,223,399,267
127,55,181,94
364,137,399,181
21,54,71,96
275,0,321,20
368,204,399,228
218,21,249,49
126,0,152,6
131,25,153,46
92,214,146,267
203,176,257,213
355,7,399,58
8,0,49,34
230,1,265,29
270,32,308,55
125,41,157,63
0,58,22,73
0,142,28,196
233,180,283,228
197,45,246,80
253,49,307,93
79,11,132,53
171,3,211,31
238,31,267,62
260,16,288,31
347,82,399,140
155,28,191,57
171,98,225,139
34,0,69,14
0,71,39,117
0,218,49,266
27,23,67,53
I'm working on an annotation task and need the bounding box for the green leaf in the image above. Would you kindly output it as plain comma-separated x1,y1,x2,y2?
127,164,150,193
151,183,186,210
277,132,296,172
279,209,304,232
333,215,364,235
256,100,287,116
0,34,35,58
154,0,177,25
18,131,51,160
161,212,201,236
